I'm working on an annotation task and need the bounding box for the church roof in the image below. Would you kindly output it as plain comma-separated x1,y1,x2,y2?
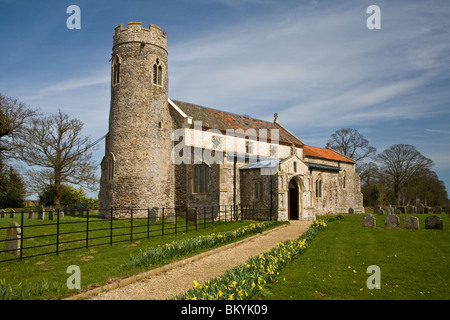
171,100,304,147
303,145,355,164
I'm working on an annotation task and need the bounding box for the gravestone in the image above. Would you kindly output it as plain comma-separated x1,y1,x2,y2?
48,209,54,221
417,204,424,214
348,208,354,215
395,209,401,214
149,207,159,222
9,210,15,219
166,209,176,224
28,211,34,219
386,205,393,215
433,206,442,214
425,215,443,230
38,205,45,220
376,208,384,215
404,216,419,230
5,222,21,255
362,214,376,228
59,210,64,219
374,205,380,213
385,214,399,229
406,205,414,214
1,209,5,218
187,208,198,226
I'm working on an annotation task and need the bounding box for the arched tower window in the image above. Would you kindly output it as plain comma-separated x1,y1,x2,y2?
112,56,120,86
108,152,116,182
153,58,163,86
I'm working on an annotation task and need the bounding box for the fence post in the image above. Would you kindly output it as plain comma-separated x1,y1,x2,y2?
186,206,188,234
86,209,89,249
162,208,165,236
110,208,113,246
204,207,206,229
56,209,60,255
130,209,134,242
20,210,24,259
147,208,150,240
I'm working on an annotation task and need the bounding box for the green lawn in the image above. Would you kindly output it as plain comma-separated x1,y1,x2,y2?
0,216,283,300
262,213,450,300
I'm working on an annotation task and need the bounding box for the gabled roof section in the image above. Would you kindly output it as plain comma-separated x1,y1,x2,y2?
303,145,355,164
170,100,304,147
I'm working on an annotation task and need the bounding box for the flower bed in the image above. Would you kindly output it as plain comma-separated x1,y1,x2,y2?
172,218,335,300
122,221,282,270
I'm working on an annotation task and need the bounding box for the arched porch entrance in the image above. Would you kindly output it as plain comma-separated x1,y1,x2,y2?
288,178,301,220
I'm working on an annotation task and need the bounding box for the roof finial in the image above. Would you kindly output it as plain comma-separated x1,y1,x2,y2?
274,113,278,123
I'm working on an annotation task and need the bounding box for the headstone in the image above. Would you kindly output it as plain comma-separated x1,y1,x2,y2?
386,205,393,215
406,205,414,214
1,209,5,218
166,209,176,224
348,208,354,215
9,209,15,219
59,210,64,219
425,215,443,230
5,222,21,255
374,205,380,213
417,204,424,214
187,208,198,226
48,209,54,221
395,209,401,214
362,214,376,228
149,207,159,222
38,205,45,220
404,216,419,230
28,211,34,219
433,206,442,214
385,214,399,229
376,208,384,215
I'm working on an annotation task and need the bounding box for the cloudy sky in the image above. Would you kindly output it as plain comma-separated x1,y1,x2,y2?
0,0,449,196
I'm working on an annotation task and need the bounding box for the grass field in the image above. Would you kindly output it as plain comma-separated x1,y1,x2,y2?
0,217,283,300
262,213,450,300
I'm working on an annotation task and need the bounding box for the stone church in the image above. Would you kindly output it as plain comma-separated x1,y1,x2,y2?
98,22,364,221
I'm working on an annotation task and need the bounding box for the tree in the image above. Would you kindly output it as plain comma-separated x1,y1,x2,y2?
0,164,26,208
376,144,434,204
14,110,98,206
327,128,376,163
0,93,37,160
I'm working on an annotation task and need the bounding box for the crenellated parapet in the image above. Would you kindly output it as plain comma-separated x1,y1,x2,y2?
113,22,167,51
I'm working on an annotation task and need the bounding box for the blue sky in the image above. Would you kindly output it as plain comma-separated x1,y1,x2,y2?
0,0,449,198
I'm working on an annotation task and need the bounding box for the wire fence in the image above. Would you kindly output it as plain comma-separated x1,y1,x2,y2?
0,205,271,263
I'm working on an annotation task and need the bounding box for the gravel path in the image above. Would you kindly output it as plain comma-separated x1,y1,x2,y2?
69,220,311,300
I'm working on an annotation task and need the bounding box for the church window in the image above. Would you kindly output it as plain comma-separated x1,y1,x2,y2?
112,57,120,85
245,141,253,154
153,58,163,86
294,162,298,173
108,153,116,182
343,172,347,189
253,181,264,200
193,163,210,193
315,178,322,198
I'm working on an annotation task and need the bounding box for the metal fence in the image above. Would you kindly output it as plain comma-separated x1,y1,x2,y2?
0,205,270,263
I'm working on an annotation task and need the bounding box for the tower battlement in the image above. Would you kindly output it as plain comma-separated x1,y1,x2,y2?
113,22,167,51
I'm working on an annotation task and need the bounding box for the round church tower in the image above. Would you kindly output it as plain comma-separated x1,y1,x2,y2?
99,22,174,217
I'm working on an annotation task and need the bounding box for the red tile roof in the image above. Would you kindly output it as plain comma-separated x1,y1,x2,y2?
172,100,304,147
303,145,355,164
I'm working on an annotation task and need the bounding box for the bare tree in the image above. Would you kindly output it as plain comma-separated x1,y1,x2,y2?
376,144,433,204
13,109,98,206
0,93,37,159
327,128,376,163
